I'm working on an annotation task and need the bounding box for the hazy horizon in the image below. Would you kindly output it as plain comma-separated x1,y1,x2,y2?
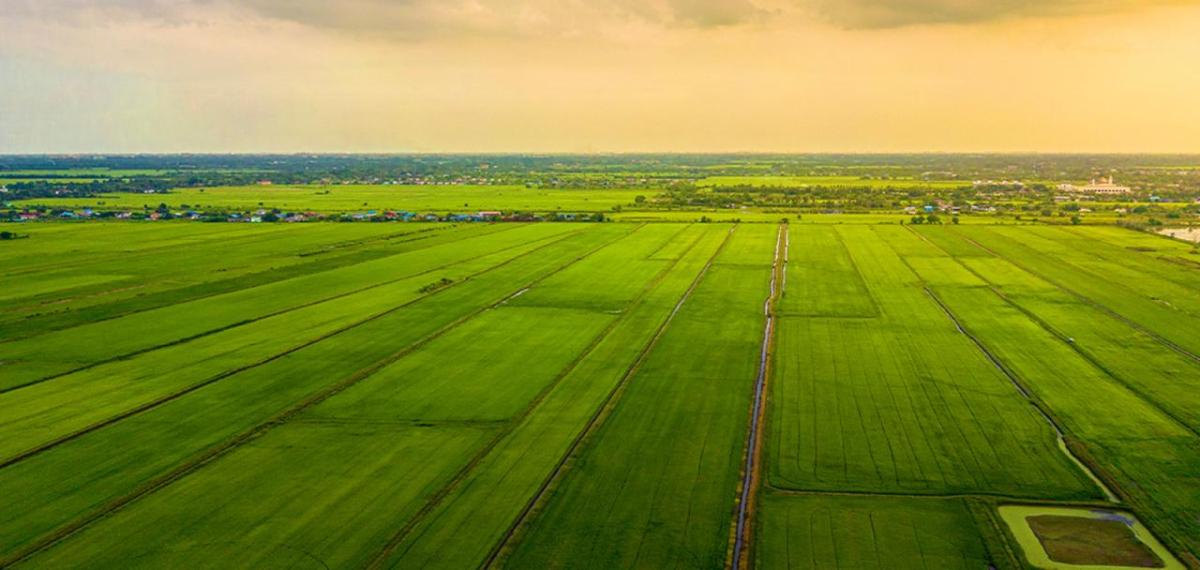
3,1,1200,154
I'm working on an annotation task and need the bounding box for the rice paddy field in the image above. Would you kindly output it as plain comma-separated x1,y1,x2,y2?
2,219,1199,569
10,185,648,214
697,175,969,190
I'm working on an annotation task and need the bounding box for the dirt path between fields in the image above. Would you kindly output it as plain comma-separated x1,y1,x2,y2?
730,224,787,570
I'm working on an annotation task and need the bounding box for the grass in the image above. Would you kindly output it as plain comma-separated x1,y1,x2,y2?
955,225,1200,356
697,175,967,190
0,225,630,563
906,225,1200,558
767,225,1099,499
11,184,651,213
375,225,733,569
0,222,458,340
0,227,584,463
755,494,995,570
3,219,1200,568
27,422,493,568
498,225,776,569
0,224,571,391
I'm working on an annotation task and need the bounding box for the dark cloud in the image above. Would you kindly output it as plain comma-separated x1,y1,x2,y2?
665,0,771,27
5,0,1195,36
805,0,1198,28
234,0,769,36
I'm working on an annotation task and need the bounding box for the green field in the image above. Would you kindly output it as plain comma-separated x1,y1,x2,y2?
2,220,1199,569
11,184,651,214
698,175,968,190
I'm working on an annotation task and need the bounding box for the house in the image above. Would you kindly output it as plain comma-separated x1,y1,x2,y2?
18,212,39,221
478,210,502,219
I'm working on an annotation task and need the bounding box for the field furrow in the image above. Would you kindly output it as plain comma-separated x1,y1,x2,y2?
0,224,633,564
0,225,587,464
498,224,777,569
767,225,1098,499
0,224,569,391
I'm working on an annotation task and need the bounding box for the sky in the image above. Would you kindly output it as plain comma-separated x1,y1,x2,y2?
2,0,1199,153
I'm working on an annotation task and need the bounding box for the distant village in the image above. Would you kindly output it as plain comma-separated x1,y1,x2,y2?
2,205,608,224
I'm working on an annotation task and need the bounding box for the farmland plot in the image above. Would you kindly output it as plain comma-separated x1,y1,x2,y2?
10,224,723,568
957,225,1200,357
776,225,876,318
0,222,454,339
0,226,588,463
25,423,492,569
499,224,777,569
6,219,1200,569
906,226,1200,559
0,224,571,391
767,225,1097,498
755,493,995,570
376,225,733,569
917,227,1200,433
13,184,649,214
0,225,632,563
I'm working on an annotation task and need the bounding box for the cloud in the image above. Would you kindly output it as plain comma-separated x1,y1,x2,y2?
234,0,773,39
665,0,772,26
4,0,1196,39
2,0,772,41
804,0,1200,28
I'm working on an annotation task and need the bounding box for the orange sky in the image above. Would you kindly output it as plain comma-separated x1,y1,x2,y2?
2,0,1199,153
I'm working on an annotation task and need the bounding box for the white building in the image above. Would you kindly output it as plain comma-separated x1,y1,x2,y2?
1057,177,1131,195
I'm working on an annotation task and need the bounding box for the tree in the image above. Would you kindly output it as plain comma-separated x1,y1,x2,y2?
634,195,646,205
0,231,13,240
952,215,960,225
1071,215,1082,225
